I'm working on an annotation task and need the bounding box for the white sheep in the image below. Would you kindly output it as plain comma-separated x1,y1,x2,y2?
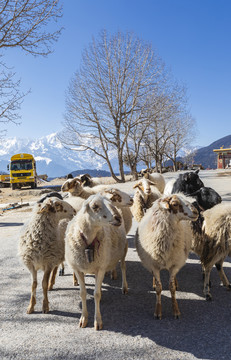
143,172,165,193
135,193,198,319
65,194,128,330
131,178,161,222
191,202,231,300
62,178,133,281
18,197,76,314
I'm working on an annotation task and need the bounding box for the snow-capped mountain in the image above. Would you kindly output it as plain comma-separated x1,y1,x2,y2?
0,133,119,177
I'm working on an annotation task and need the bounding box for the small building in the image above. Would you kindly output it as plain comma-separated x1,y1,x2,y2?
213,146,231,169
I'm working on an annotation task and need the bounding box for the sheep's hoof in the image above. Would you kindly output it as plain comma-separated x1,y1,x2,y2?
205,294,212,301
154,314,162,320
79,316,88,328
227,284,231,290
42,301,49,313
122,286,128,295
48,284,53,291
27,307,34,314
59,269,64,276
174,314,181,319
94,320,103,330
73,280,78,286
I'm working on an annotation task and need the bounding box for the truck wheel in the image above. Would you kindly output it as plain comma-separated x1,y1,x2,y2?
11,184,16,190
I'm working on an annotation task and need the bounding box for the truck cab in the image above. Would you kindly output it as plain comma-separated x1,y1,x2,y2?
8,153,37,190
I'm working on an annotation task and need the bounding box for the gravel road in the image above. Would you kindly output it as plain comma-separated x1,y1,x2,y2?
1,170,231,360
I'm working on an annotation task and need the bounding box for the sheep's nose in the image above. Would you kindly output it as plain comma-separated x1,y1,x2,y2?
113,215,122,226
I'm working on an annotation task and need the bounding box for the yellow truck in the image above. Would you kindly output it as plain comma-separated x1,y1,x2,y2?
7,153,37,190
0,174,10,188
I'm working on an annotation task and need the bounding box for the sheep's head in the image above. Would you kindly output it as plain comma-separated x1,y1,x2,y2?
159,194,198,221
61,177,83,195
80,173,93,187
103,188,133,207
190,186,222,210
37,198,76,219
133,178,155,199
82,194,122,226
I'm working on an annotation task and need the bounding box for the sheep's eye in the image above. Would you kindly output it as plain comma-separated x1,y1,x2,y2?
92,204,99,211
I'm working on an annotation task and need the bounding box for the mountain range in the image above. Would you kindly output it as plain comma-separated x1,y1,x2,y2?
0,133,230,177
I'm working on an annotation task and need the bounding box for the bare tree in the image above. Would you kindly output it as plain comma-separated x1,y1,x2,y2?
0,0,63,133
0,61,26,137
59,30,166,182
0,0,63,56
164,112,196,171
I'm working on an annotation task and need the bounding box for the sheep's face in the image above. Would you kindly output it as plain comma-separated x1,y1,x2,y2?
159,195,198,221
61,178,82,195
134,179,154,199
80,174,93,187
104,188,133,207
182,171,204,193
83,194,122,226
37,198,76,219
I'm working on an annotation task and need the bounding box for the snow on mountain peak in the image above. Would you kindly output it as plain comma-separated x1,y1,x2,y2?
0,132,118,177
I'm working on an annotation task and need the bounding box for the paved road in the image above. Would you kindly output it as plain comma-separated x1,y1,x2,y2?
1,170,231,360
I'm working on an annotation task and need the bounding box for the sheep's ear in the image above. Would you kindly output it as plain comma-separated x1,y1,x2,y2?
133,183,139,189
183,173,189,181
61,182,69,191
195,169,199,174
159,198,171,210
143,173,149,179
149,180,156,186
104,188,114,194
111,193,122,203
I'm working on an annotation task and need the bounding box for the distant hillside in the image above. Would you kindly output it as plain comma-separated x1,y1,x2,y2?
71,169,112,177
193,134,231,169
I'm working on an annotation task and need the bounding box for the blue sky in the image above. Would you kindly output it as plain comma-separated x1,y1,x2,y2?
3,0,231,147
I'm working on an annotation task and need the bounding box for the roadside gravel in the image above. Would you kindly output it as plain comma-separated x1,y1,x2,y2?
1,170,231,360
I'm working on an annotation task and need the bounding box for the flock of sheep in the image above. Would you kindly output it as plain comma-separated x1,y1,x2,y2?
18,170,231,329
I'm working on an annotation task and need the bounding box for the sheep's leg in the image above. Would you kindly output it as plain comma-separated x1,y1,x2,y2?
215,260,231,289
152,276,156,290
94,270,105,330
110,267,118,280
153,270,162,319
169,271,180,319
120,242,128,294
59,262,65,276
203,265,213,300
73,272,78,286
42,268,52,313
48,266,58,290
76,270,88,328
27,267,37,314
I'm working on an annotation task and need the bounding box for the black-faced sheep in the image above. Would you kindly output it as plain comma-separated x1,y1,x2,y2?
135,193,198,319
164,170,204,196
65,194,128,330
18,197,76,314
